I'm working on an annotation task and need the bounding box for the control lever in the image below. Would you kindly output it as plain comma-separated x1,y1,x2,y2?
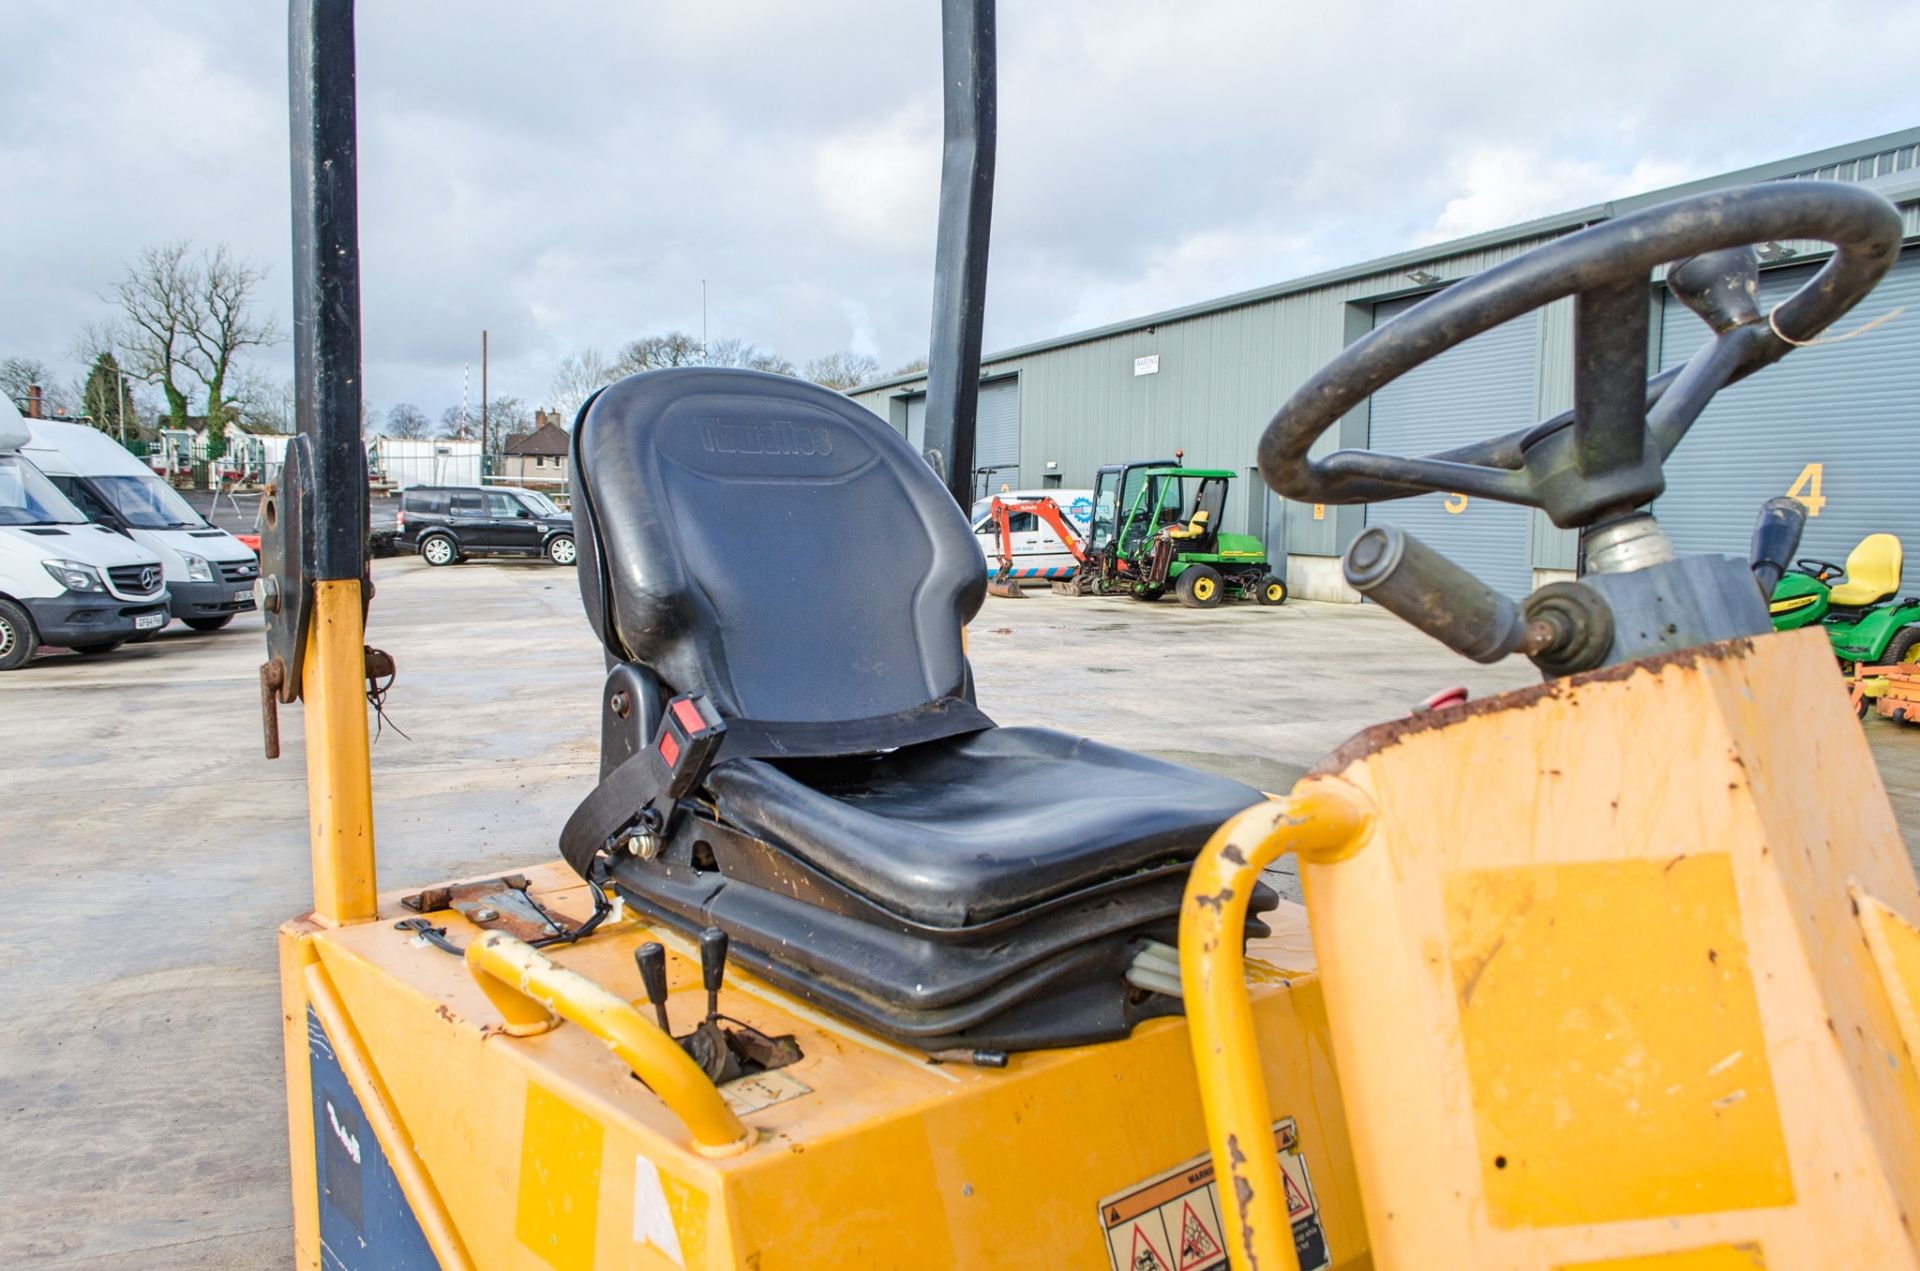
1345,526,1535,663
635,941,671,1033
677,927,741,1084
1346,526,1614,676
1749,496,1809,598
700,927,729,1023
630,925,802,1084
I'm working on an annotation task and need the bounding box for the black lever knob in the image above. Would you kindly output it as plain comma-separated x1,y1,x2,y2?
1749,495,1808,598
1667,247,1762,335
635,941,670,1033
699,926,728,1022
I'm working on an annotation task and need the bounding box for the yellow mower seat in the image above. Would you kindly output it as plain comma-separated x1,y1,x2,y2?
1165,508,1209,540
1830,532,1903,606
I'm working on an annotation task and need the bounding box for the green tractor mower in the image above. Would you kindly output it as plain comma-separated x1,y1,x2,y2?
1769,531,1920,667
1058,458,1287,608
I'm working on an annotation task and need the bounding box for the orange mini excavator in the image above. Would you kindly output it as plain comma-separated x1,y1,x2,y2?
984,495,1085,598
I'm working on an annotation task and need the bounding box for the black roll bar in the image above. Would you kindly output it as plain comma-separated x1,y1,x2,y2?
289,0,367,582
922,0,998,509
288,0,996,544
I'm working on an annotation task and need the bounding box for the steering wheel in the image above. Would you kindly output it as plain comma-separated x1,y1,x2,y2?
1795,558,1846,582
1257,182,1902,533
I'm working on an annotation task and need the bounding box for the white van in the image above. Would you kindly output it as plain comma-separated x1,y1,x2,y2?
0,400,169,669
23,418,260,632
968,487,1093,580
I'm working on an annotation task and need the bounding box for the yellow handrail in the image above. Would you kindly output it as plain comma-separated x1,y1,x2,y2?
465,931,756,1157
303,578,377,924
1179,782,1373,1271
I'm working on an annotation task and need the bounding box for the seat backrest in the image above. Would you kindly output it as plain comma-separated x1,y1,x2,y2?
572,368,985,725
1832,532,1903,606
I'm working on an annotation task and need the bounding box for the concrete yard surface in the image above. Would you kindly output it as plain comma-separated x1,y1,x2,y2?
3,557,1919,1266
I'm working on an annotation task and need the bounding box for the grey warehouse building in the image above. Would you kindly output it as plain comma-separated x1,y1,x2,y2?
852,128,1920,602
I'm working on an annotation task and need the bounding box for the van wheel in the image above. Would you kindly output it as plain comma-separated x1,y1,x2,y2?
0,599,39,671
547,535,577,566
1176,565,1225,609
420,534,457,566
73,640,125,655
185,616,234,632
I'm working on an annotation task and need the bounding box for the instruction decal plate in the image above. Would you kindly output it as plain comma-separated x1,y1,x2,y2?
1097,1119,1328,1271
718,1068,811,1114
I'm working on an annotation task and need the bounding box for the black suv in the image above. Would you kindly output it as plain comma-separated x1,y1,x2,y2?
395,485,575,566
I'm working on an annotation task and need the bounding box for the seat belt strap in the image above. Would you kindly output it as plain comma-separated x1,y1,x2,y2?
559,693,725,878
558,694,995,880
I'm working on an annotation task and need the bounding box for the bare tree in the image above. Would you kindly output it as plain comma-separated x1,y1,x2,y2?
111,242,279,459
891,356,929,377
0,356,52,413
110,242,201,435
611,331,705,376
484,394,532,469
805,351,881,393
385,402,431,439
550,347,613,422
708,337,796,376
439,404,470,438
186,245,280,459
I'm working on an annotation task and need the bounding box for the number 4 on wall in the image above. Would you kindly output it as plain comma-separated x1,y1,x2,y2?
1786,463,1826,516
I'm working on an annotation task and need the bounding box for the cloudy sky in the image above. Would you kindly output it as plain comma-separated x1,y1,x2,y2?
4,0,1918,426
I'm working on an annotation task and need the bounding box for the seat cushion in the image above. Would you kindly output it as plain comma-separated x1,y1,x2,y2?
1831,532,1903,606
705,726,1266,927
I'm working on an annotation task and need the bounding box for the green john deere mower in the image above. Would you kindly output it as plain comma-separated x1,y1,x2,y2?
1769,531,1920,667
1058,459,1287,608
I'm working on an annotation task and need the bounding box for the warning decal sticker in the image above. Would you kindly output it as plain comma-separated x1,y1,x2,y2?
1097,1119,1330,1271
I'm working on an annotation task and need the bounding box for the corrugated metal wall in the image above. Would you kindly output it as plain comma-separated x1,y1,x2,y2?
887,380,1020,497
855,231,1571,548
1364,295,1541,597
1654,246,1920,564
848,136,1920,598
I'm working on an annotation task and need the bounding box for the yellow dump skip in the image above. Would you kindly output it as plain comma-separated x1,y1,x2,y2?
1298,630,1920,1267
1445,855,1791,1228
1556,1242,1767,1270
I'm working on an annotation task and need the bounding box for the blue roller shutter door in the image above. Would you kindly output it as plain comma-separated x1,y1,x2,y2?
1365,295,1541,597
973,377,1021,498
1655,247,1920,567
906,394,927,453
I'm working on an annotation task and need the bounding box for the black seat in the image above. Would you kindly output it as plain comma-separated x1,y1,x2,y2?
709,728,1261,927
570,368,1268,1051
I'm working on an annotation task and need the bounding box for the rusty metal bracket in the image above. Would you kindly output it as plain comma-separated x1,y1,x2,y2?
259,435,316,703
258,436,395,759
259,641,399,760
399,875,563,944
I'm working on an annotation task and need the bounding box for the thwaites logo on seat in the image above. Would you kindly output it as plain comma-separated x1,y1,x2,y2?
698,419,834,457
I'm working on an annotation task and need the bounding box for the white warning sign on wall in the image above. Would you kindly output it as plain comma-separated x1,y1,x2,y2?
1096,1119,1329,1271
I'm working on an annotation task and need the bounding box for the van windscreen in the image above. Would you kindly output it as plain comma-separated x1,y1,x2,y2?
87,475,206,529
0,455,89,526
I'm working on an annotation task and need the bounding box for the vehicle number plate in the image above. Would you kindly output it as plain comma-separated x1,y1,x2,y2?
135,612,165,631
234,588,256,604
